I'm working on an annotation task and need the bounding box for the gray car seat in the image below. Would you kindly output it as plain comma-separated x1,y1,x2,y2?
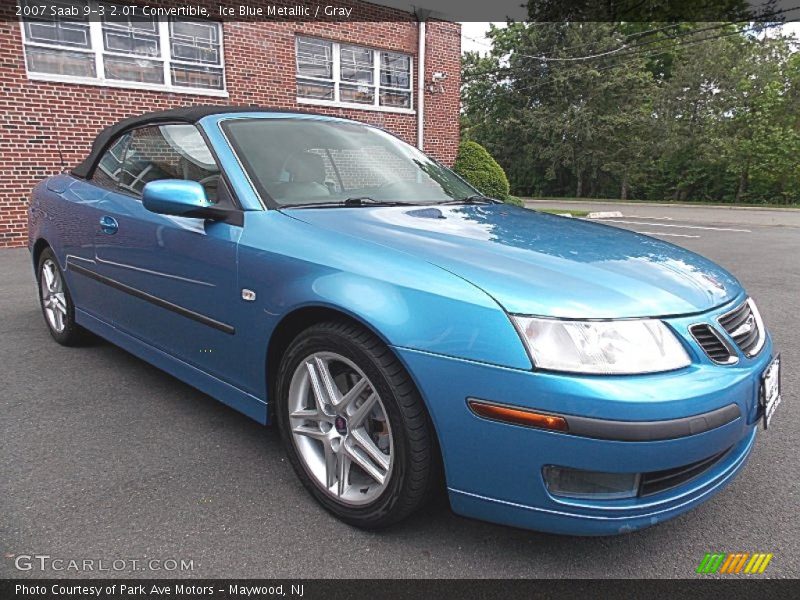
274,152,331,202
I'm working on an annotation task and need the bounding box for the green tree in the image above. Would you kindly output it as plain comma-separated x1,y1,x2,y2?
461,20,800,205
718,36,800,203
463,22,657,198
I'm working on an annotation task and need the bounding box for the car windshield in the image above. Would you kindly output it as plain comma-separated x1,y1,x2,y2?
222,118,478,207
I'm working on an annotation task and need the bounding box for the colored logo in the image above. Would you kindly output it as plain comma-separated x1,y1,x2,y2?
334,416,348,436
696,552,773,574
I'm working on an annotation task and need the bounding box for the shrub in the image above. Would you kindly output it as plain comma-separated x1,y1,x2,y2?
453,141,511,202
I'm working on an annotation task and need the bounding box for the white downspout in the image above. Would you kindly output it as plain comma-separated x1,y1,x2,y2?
416,19,425,151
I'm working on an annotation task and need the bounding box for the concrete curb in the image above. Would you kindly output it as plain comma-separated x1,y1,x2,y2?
523,199,800,212
587,211,624,219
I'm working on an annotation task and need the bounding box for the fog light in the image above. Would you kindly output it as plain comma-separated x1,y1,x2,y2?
542,466,640,500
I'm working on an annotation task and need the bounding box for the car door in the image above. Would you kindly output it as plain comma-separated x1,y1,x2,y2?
62,133,134,321
91,123,247,389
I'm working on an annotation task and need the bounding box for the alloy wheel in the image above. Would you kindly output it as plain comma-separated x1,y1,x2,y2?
288,351,394,506
40,258,67,333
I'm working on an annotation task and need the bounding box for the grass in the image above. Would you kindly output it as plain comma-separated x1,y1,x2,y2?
522,197,800,209
535,208,591,217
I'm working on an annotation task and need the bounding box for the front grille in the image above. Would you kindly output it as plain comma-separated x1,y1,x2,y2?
639,448,730,497
719,300,763,356
690,324,735,364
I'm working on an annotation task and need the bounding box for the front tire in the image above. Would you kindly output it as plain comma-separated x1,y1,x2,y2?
37,248,90,346
275,320,439,529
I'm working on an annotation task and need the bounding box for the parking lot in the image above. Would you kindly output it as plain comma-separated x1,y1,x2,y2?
2,203,798,579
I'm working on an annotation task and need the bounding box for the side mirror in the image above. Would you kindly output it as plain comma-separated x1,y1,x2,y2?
142,179,224,220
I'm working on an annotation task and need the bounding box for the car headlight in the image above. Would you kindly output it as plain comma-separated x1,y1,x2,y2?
511,316,691,374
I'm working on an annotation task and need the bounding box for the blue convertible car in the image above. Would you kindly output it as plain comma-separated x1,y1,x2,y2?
28,107,781,535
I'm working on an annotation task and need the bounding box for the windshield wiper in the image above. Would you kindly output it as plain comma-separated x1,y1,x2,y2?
343,197,422,207
281,201,350,209
435,194,499,205
284,197,421,209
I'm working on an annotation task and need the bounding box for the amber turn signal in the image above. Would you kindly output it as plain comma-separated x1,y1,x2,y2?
468,400,569,432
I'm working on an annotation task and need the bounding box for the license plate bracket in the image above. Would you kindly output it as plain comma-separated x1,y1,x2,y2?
760,354,781,429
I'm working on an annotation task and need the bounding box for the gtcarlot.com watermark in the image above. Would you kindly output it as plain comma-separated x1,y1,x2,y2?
10,554,195,573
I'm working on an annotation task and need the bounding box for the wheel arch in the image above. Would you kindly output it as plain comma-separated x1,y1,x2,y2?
265,305,443,450
266,305,394,411
265,303,446,491
32,238,51,270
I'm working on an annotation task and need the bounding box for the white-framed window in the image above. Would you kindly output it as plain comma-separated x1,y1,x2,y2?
19,0,226,96
296,36,413,113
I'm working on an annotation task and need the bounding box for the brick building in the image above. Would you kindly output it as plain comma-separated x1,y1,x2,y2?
0,1,461,247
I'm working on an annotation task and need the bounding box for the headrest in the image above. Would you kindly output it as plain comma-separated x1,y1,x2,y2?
285,152,326,184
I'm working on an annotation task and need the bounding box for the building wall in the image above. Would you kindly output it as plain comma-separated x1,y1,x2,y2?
0,2,461,247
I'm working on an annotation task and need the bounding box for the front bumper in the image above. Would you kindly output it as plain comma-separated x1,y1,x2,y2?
394,328,773,536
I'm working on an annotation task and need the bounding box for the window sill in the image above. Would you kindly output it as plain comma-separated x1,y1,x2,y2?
26,72,229,98
297,97,415,115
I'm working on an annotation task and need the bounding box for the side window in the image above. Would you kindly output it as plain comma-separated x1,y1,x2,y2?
118,124,222,203
91,132,131,189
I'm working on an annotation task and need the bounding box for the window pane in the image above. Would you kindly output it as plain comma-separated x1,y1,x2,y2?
340,45,373,84
104,56,164,84
119,125,220,201
325,146,420,189
100,7,160,57
380,52,410,89
223,119,478,208
340,84,375,105
93,133,131,188
380,89,411,109
23,0,91,49
297,79,334,100
171,64,224,89
169,21,221,65
25,46,95,77
307,149,342,193
296,37,332,79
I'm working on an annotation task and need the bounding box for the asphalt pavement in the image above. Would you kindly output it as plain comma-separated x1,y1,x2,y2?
2,203,798,579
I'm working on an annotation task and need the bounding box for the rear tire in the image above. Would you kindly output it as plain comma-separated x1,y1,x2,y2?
275,320,440,529
37,248,91,346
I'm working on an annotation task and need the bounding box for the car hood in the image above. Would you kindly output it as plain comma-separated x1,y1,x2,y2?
284,204,741,318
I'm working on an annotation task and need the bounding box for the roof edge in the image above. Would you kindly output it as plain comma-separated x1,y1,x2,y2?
70,105,341,179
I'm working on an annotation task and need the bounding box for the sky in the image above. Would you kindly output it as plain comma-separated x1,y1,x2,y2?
459,21,800,55
460,22,505,55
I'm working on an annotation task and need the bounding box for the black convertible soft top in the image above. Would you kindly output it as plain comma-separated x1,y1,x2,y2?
71,105,319,179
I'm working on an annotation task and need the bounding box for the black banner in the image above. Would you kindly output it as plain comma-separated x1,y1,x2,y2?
1,579,796,600
4,0,800,22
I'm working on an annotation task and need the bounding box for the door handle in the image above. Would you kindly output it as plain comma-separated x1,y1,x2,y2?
99,216,118,235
